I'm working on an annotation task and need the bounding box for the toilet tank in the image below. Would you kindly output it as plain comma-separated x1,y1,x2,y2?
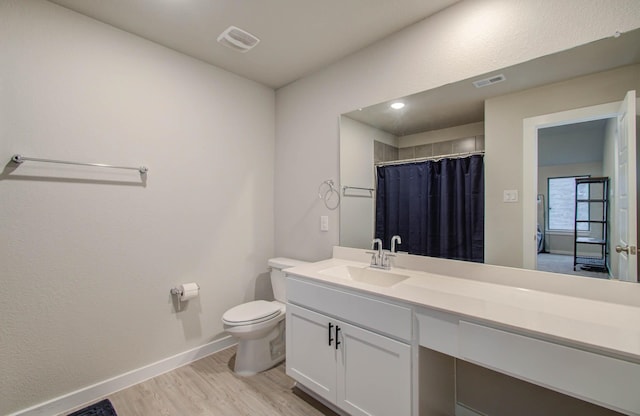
268,257,308,303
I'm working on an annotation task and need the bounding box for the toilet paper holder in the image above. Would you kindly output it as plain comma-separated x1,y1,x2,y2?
170,283,200,311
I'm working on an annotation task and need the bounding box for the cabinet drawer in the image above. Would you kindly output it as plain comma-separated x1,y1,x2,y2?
287,275,412,342
416,307,460,357
459,321,640,415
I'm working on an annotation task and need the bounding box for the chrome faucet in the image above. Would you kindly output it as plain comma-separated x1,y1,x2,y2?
391,235,402,253
372,238,383,258
368,238,392,270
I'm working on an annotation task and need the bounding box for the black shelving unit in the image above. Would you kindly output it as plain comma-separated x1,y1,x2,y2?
573,177,609,272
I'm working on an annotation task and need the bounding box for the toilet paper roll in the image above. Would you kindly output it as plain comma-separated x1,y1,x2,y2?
179,283,199,301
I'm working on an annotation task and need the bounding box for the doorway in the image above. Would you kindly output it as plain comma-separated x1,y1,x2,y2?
522,94,637,280
536,119,614,278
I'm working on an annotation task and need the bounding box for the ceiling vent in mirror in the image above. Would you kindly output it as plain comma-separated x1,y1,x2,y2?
217,26,260,53
472,73,506,88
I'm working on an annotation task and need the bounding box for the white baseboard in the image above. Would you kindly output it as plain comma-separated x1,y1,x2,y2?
10,336,237,416
456,402,486,416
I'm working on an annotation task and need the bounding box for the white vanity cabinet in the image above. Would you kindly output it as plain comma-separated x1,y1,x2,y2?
284,250,640,416
286,304,337,405
416,307,640,415
286,275,413,416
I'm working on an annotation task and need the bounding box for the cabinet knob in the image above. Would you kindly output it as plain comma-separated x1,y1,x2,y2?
335,325,341,350
328,322,334,346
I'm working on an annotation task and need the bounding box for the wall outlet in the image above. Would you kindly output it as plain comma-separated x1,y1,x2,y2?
503,190,518,203
320,215,329,231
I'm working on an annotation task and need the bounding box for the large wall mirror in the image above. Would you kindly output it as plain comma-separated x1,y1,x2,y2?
339,28,640,282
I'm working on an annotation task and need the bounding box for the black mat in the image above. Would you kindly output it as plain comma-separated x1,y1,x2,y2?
67,399,117,416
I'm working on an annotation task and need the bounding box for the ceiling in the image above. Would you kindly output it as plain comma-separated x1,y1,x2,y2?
47,0,459,89
344,28,640,136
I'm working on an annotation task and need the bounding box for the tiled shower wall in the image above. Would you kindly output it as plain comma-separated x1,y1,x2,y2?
374,135,485,164
374,141,399,163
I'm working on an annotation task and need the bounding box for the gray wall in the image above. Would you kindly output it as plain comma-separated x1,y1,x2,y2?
275,0,640,262
485,64,640,268
339,117,396,249
274,3,640,414
0,1,275,413
2,0,640,414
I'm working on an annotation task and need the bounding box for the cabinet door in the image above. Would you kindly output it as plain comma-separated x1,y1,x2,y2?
286,304,337,404
337,321,412,416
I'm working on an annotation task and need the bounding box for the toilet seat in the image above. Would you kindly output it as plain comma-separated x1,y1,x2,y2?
222,300,283,326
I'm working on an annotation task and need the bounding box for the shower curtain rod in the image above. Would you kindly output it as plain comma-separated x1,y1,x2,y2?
375,150,484,167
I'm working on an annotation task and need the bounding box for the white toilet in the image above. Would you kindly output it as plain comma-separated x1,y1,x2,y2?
222,257,307,376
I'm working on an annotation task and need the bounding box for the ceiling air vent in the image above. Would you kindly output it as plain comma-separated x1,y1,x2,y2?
472,73,506,88
217,26,260,53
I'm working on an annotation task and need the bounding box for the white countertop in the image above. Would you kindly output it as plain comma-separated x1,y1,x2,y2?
286,256,640,363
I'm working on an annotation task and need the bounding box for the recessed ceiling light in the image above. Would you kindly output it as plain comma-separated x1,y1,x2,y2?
390,102,405,110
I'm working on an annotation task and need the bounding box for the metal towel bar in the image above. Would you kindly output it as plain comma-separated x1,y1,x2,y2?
343,185,374,192
11,154,148,174
342,185,374,197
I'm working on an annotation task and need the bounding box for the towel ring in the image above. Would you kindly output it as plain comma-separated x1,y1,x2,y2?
318,179,340,210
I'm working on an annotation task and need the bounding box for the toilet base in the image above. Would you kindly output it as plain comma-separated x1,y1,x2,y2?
233,319,285,376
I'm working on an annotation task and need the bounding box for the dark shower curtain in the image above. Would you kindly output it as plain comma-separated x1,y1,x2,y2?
375,155,484,263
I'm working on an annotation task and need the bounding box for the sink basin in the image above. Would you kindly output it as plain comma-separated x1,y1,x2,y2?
319,265,409,287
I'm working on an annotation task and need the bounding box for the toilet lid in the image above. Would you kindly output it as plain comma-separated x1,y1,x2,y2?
222,300,282,325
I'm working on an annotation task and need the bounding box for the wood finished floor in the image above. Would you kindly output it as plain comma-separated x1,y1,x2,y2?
70,346,338,416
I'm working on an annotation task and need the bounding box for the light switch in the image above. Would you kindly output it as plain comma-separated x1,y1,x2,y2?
320,215,329,231
503,190,518,203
